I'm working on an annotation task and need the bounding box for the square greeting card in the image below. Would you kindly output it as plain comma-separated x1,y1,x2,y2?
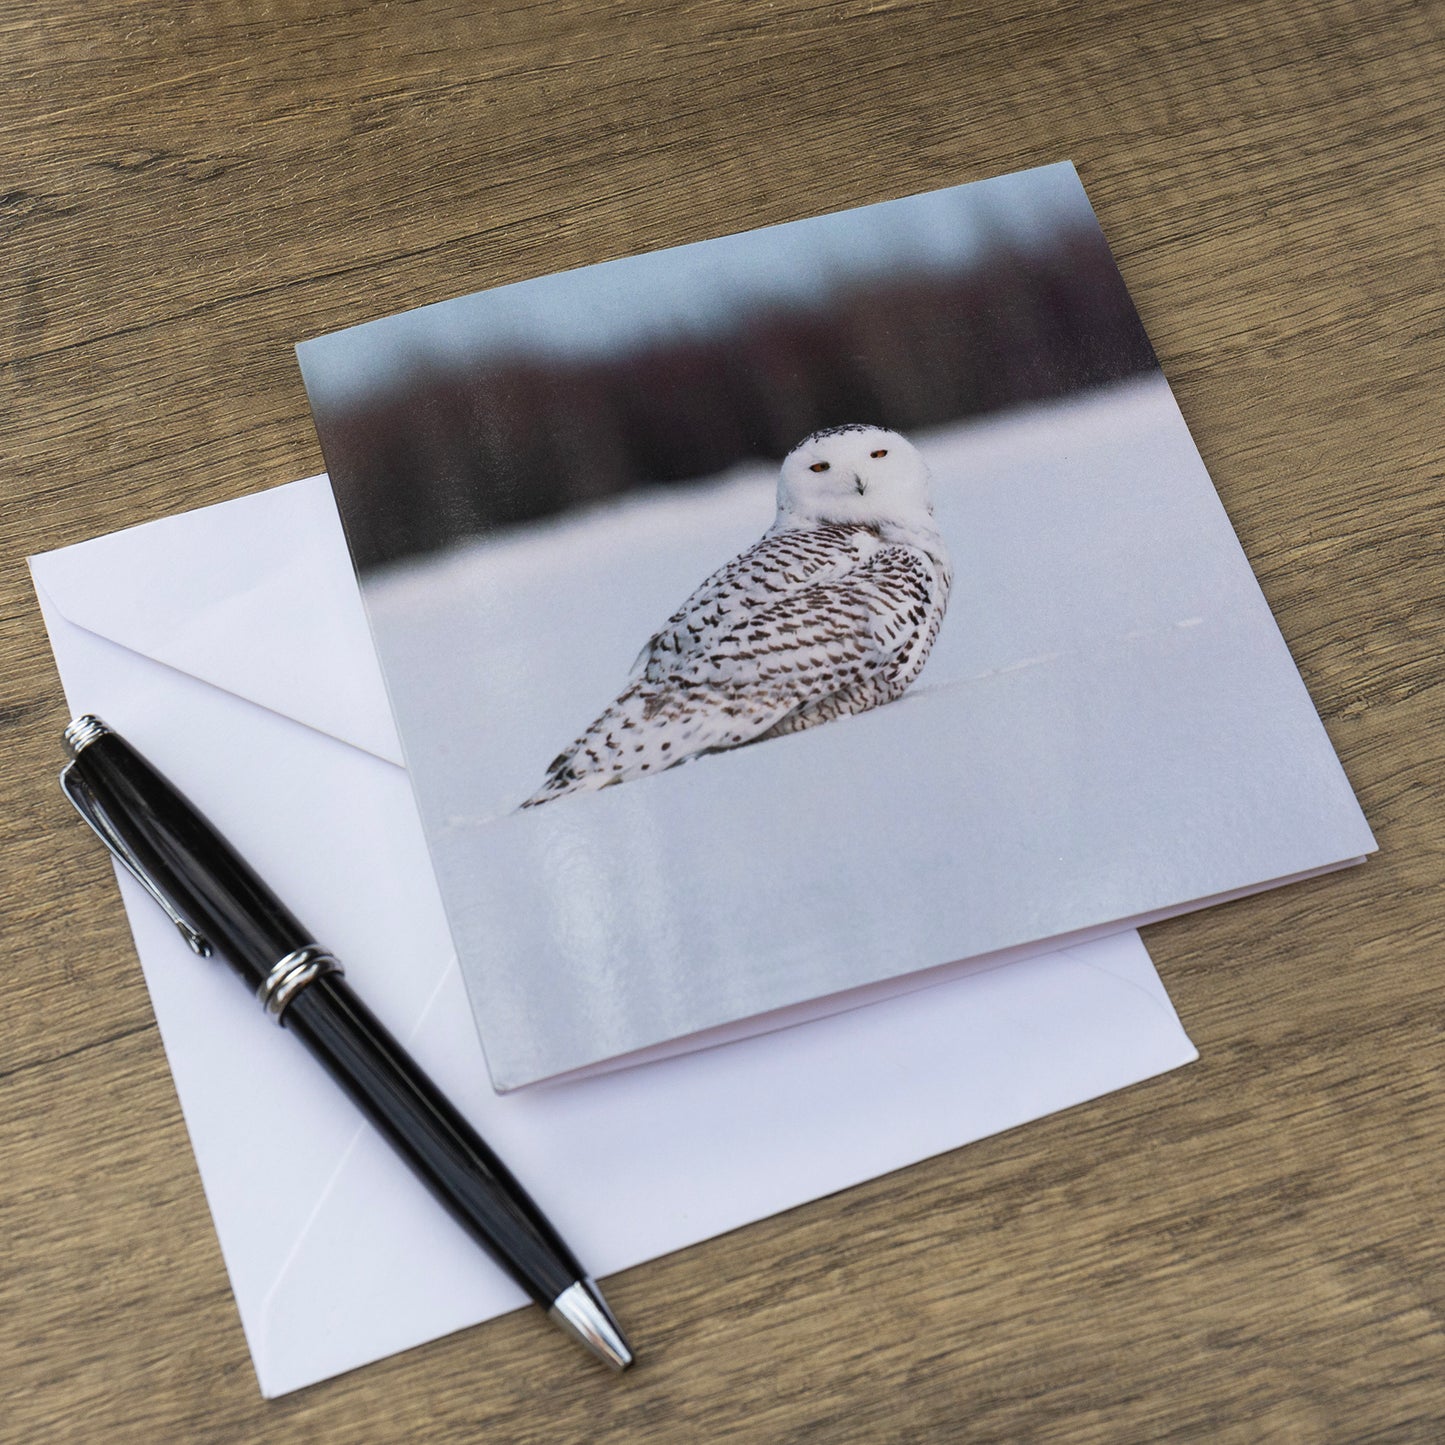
298,162,1373,1089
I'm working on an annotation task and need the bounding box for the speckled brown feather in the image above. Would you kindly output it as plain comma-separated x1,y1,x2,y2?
523,521,950,806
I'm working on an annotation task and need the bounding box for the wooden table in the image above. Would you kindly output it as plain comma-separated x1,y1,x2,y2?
4,2,1440,1438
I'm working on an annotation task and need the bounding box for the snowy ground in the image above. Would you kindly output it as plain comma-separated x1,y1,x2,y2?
362,376,1368,1086
369,375,1189,820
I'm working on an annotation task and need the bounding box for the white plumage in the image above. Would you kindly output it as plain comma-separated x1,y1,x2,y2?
523,424,952,807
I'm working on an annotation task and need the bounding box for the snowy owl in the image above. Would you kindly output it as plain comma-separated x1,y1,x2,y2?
522,424,951,807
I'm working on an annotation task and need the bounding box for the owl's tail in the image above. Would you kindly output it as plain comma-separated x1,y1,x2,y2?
519,678,783,809
519,680,675,809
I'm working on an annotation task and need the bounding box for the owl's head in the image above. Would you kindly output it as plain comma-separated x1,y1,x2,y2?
777,424,934,530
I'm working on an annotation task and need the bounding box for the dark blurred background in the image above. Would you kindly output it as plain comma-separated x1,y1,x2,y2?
307,202,1156,573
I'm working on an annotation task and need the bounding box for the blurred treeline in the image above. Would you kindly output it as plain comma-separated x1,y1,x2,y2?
321,226,1157,572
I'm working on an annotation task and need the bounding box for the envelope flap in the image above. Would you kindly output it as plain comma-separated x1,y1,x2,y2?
29,476,403,765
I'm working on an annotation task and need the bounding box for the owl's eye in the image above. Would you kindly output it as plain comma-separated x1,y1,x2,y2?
870,449,888,458
809,462,830,473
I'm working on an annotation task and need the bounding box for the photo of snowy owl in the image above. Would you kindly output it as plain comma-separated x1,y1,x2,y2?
522,424,950,806
302,161,1313,1089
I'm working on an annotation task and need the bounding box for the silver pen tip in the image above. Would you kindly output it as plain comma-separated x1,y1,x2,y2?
547,1278,635,1371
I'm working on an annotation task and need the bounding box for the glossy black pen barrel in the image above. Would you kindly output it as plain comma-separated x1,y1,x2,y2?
64,726,309,991
60,719,632,1364
282,973,584,1306
62,724,579,1303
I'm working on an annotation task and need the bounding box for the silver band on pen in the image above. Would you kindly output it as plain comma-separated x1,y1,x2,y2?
257,944,343,1022
58,715,635,1369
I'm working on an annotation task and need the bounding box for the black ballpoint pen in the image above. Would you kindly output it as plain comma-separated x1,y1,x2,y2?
58,715,633,1372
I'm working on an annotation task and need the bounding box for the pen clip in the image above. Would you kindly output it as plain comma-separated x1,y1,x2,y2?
60,763,214,957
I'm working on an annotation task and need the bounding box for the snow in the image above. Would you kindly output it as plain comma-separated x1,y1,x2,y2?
361,375,1372,1087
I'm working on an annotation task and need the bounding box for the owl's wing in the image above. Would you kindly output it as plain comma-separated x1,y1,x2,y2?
646,544,936,721
630,526,871,679
522,545,936,806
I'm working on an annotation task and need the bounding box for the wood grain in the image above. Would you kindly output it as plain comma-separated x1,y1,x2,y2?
3,0,1441,1438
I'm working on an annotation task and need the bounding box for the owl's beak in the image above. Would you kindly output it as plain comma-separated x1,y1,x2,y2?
854,475,867,496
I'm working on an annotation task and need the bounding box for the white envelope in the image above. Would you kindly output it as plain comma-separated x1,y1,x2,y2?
29,476,1197,1398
